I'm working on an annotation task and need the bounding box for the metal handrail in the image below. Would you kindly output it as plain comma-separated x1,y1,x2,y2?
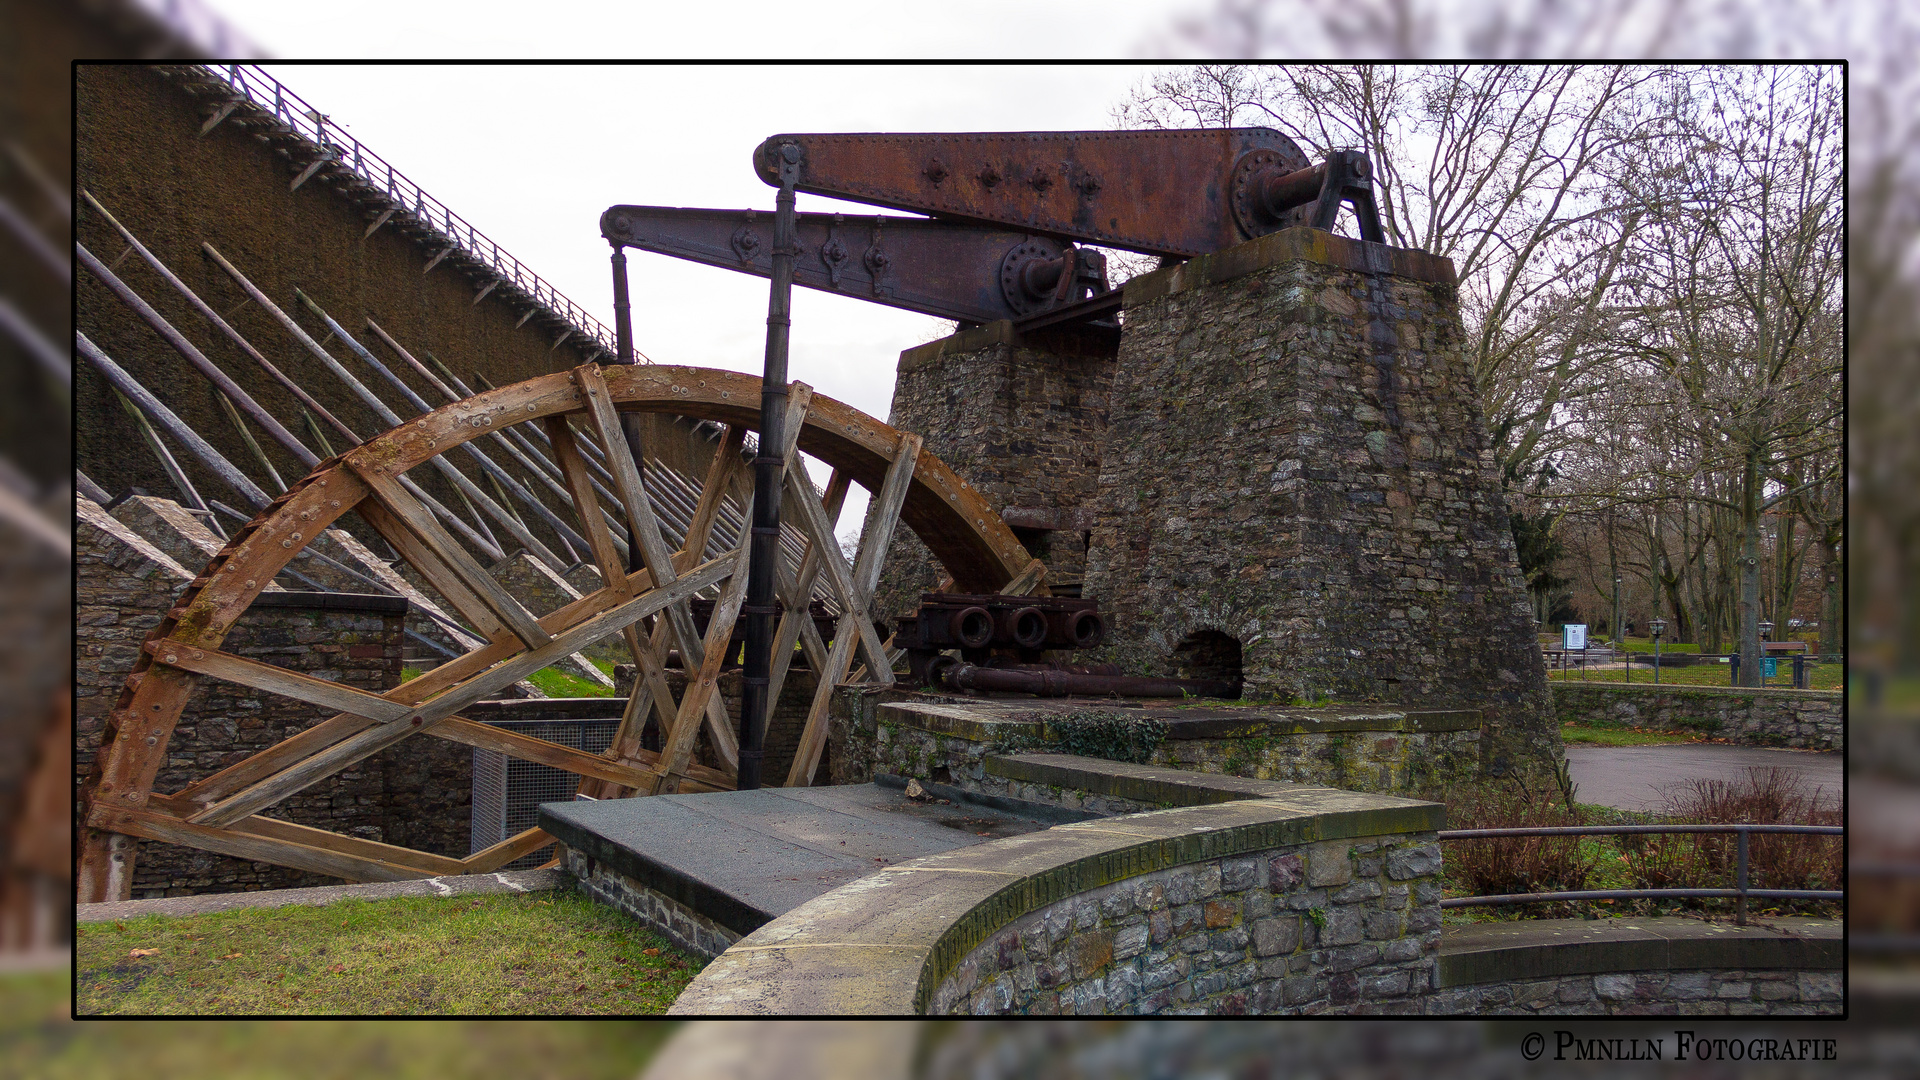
1438,822,1844,926
183,64,619,358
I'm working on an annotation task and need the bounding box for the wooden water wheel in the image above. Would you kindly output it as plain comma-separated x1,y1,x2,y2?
77,363,1042,904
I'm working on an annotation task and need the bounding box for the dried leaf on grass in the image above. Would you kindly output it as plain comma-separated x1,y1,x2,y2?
128,948,160,958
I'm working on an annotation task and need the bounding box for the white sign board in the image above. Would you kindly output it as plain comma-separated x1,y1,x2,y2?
1562,624,1589,650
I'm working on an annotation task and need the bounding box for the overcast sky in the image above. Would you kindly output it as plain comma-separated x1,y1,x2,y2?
237,61,1171,535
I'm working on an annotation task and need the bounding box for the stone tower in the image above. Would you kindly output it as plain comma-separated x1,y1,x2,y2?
1080,229,1556,776
879,227,1557,778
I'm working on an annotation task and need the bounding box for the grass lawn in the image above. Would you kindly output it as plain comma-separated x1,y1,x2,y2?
5,967,678,1079
75,889,702,1016
403,663,617,700
1559,721,1702,747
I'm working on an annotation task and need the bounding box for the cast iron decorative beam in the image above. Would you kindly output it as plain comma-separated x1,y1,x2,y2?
600,205,1111,327
748,128,1386,256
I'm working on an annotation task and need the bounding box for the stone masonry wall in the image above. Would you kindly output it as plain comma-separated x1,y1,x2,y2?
843,695,1484,801
1552,684,1842,751
876,322,1117,617
1431,968,1842,1017
564,846,741,959
77,499,472,897
929,831,1443,1015
1080,231,1555,779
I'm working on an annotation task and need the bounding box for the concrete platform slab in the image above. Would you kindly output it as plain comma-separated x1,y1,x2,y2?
539,784,1053,939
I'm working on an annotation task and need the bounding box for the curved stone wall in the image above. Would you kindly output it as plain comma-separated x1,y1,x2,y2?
670,783,1444,1015
1433,916,1843,1016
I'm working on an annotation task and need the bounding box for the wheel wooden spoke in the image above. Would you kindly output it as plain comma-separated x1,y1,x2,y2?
460,826,558,874
147,642,411,721
782,467,895,683
652,536,755,794
543,411,688,797
186,553,735,828
767,470,851,713
786,433,920,786
352,465,552,648
97,804,446,883
571,363,748,779
570,362,708,669
589,421,753,797
78,363,1042,902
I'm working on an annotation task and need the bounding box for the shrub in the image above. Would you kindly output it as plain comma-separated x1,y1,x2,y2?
1440,775,1597,916
1658,767,1842,912
992,710,1167,764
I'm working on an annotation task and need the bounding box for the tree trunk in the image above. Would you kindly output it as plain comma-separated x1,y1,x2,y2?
1736,446,1763,687
1819,524,1842,661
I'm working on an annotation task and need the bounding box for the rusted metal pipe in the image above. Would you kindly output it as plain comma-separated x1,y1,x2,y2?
937,662,1237,699
949,605,993,649
1254,162,1331,218
995,605,1049,651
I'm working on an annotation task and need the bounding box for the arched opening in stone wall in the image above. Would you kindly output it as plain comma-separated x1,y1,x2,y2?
1172,629,1243,693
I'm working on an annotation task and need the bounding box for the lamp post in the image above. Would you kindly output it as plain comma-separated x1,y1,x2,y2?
1650,617,1665,686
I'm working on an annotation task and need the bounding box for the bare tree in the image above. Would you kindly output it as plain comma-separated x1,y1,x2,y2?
1112,64,1662,490
1604,66,1842,684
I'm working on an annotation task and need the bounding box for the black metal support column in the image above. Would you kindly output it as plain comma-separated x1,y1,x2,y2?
610,245,635,365
608,243,652,575
738,143,802,791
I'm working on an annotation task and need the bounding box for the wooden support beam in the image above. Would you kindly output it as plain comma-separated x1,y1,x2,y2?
781,464,896,686
766,471,850,712
424,245,455,274
515,308,538,329
363,206,396,238
169,557,671,808
430,716,654,789
472,278,500,305
199,99,241,136
135,802,474,877
570,362,709,679
651,539,754,794
289,156,330,192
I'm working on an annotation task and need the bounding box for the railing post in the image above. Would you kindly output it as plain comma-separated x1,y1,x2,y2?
1736,827,1749,927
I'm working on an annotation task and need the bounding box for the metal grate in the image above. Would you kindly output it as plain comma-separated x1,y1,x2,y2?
471,718,621,870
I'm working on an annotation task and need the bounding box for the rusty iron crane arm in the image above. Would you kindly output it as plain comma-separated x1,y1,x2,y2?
600,205,1111,327
747,128,1386,257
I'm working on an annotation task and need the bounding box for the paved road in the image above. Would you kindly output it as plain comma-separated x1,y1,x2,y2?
1563,743,1841,812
